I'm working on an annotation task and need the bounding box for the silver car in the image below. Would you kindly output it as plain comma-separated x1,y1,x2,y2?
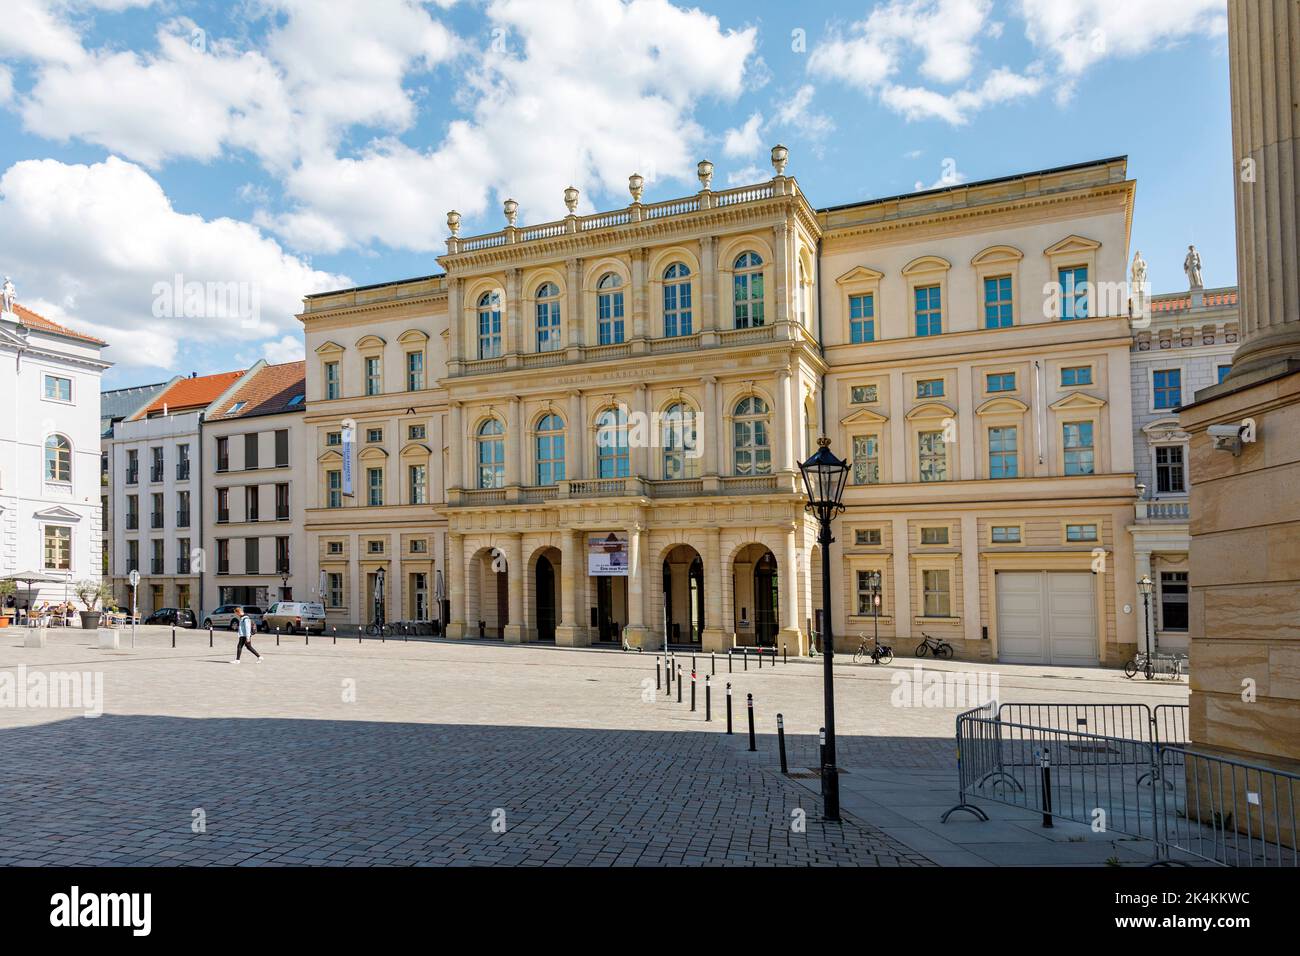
203,604,265,631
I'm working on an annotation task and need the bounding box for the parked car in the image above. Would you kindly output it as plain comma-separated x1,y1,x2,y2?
263,602,327,635
144,607,197,628
203,605,265,631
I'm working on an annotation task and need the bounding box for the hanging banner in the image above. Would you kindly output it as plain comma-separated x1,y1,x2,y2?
588,532,628,577
341,421,355,497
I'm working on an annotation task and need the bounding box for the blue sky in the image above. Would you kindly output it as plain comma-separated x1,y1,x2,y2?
0,0,1233,387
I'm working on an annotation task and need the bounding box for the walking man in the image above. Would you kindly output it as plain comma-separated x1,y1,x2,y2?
232,606,262,664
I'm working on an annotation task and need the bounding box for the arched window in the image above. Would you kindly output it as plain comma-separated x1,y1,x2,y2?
595,406,630,479
733,397,771,476
535,414,565,486
45,434,71,483
733,251,765,328
796,260,809,327
535,282,561,353
663,263,693,337
476,419,505,489
596,273,625,345
661,402,698,480
477,291,503,359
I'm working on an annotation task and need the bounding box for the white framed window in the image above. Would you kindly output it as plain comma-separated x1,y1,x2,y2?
851,435,879,484
327,572,344,608
850,384,878,405
408,464,428,505
595,407,630,478
477,419,506,488
1061,365,1093,387
44,434,71,483
922,569,951,617
920,526,949,545
44,525,71,571
918,430,947,482
478,291,503,358
991,525,1021,544
324,361,341,400
366,467,384,506
536,282,562,352
406,351,425,391
535,414,565,486
364,356,381,396
733,252,765,328
663,263,693,337
856,570,884,616
1063,422,1095,476
1066,523,1098,542
1155,444,1186,495
43,374,72,402
988,426,1018,479
596,273,626,345
854,528,882,546
661,402,697,479
733,396,771,476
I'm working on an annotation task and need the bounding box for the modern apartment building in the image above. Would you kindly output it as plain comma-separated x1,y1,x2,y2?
100,381,167,576
201,361,308,616
300,152,1144,665
0,298,109,606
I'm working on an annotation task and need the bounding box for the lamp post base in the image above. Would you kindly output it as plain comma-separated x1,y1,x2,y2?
822,764,841,822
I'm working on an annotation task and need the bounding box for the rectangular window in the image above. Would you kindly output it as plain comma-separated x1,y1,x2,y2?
216,487,229,523
920,526,949,545
1059,266,1089,320
410,539,428,554
986,372,1015,393
851,435,880,485
991,525,1021,543
126,494,139,529
916,378,944,399
245,537,259,575
1061,365,1093,387
914,284,942,336
408,424,426,441
150,492,164,528
479,304,502,358
984,275,1013,329
126,448,139,484
406,351,425,391
44,525,71,570
366,428,383,444
662,280,692,338
274,429,289,468
275,482,290,520
918,430,947,482
988,426,1018,479
244,433,259,470
1155,445,1186,494
150,446,164,482
408,464,427,505
367,468,384,507
275,536,290,575
177,538,191,575
327,470,342,509
850,385,878,405
151,539,164,575
176,490,190,528
849,293,875,343
127,540,139,572
598,289,626,344
327,541,343,554
367,540,385,554
217,539,229,575
922,569,951,617
246,486,259,522
1063,421,1095,476
1160,571,1189,631
326,431,342,447
1066,523,1099,542
854,528,882,546
176,443,191,480
856,571,883,616
324,361,340,400
327,573,344,608
44,374,73,401
365,356,381,396
1217,365,1232,384
1153,369,1182,409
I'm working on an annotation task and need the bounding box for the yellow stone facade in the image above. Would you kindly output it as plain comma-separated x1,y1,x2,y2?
300,153,1142,662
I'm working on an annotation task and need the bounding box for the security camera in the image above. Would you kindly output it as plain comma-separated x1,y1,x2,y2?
1208,423,1245,456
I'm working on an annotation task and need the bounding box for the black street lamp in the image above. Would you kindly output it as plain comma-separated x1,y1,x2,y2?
1137,574,1154,656
798,436,850,822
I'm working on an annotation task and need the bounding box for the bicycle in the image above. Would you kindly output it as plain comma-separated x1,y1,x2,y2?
853,633,894,665
914,632,954,659
1123,650,1156,681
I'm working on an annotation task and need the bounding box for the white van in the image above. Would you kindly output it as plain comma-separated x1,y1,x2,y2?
263,602,327,635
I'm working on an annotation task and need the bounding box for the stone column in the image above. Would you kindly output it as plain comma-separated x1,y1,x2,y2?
506,397,521,488
447,277,462,368
702,376,719,478
448,402,463,492
775,368,794,473
632,382,649,480
1227,0,1300,376
700,236,717,337
778,522,804,655
631,248,647,341
566,390,582,481
556,528,583,646
566,258,583,349
774,221,789,324
623,525,651,648
701,528,727,651
505,268,522,359
503,533,524,643
448,532,467,639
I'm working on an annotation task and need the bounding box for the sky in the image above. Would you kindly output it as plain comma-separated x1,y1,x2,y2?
0,0,1234,388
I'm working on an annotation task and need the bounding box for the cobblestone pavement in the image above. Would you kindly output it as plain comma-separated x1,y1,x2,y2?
0,628,1184,867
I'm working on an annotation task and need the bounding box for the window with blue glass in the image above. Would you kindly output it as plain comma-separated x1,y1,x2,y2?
1061,365,1093,387
534,414,565,486
1063,421,1095,476
984,276,1013,328
1059,266,1089,320
477,419,505,489
916,378,944,399
596,273,625,345
595,407,630,478
733,252,765,328
986,372,1015,393
850,294,875,343
1217,365,1232,384
1153,369,1182,409
914,285,942,336
988,426,1018,478
535,282,561,352
477,291,502,358
663,263,693,337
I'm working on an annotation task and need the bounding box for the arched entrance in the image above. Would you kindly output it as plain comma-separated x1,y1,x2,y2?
466,547,508,640
754,552,779,647
535,555,556,643
731,543,778,648
662,545,704,647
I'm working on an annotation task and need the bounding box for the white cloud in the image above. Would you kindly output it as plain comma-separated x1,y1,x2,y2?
726,164,765,187
772,84,836,144
1017,0,1227,76
262,334,306,363
883,67,1045,124
0,156,348,368
723,112,763,158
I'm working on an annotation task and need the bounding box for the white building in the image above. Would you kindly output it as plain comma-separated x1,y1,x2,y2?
200,361,308,618
0,298,110,608
106,366,256,615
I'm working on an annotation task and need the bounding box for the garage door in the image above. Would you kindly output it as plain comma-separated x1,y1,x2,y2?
996,571,1098,666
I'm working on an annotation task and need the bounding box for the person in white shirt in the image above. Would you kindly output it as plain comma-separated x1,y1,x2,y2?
231,606,262,664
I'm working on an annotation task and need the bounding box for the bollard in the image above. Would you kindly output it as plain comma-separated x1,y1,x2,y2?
306,628,310,646
747,694,756,751
726,683,733,735
783,644,787,666
171,625,176,648
333,626,337,645
728,648,733,674
819,727,826,769
691,654,696,674
744,647,748,671
759,646,763,669
690,669,696,712
359,627,362,645
711,651,716,676
677,664,683,703
1040,749,1054,828
656,657,662,691
209,624,213,648
777,714,788,774
666,658,672,695
276,626,281,647
705,676,712,722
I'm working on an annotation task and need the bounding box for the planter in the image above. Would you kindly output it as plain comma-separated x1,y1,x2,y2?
79,611,102,630
0,617,10,629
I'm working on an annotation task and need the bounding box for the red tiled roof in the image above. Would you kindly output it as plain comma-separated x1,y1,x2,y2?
12,303,106,345
211,361,306,419
135,370,247,419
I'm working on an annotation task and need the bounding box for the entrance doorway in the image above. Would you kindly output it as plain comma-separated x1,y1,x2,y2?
594,576,627,644
662,546,704,646
754,552,779,647
536,556,556,643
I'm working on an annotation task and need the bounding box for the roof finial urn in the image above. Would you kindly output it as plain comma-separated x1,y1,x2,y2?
564,186,579,214
628,173,645,204
697,160,714,191
446,210,461,238
503,198,519,227
771,144,789,176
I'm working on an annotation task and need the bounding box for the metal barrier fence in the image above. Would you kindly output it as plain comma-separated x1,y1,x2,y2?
944,702,1299,866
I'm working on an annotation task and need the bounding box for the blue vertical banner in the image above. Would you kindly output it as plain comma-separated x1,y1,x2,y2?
341,420,354,497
